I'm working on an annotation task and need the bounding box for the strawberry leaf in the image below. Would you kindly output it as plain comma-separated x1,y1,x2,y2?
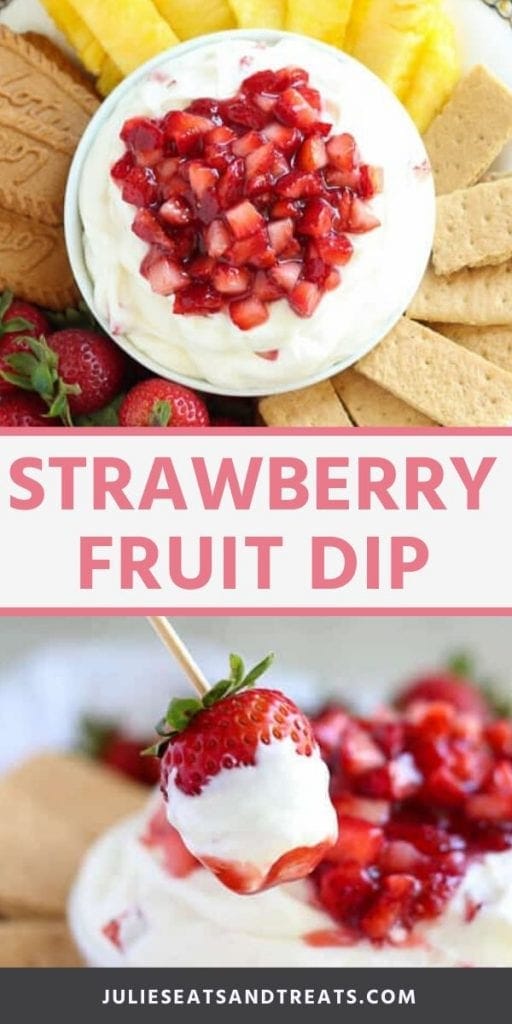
76,394,124,427
2,317,34,334
203,679,232,707
164,697,203,733
150,399,172,427
242,652,275,688
0,290,12,321
229,652,245,684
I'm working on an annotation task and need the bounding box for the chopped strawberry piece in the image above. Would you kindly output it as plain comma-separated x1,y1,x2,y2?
298,85,322,111
255,348,279,360
159,196,192,226
288,280,321,317
120,116,164,153
226,200,265,239
298,134,328,171
342,725,386,776
379,840,427,875
121,166,158,207
187,255,215,281
253,270,284,302
326,817,384,867
317,232,353,265
217,158,245,210
111,151,135,180
242,69,280,94
275,87,323,131
205,125,236,148
220,98,268,131
263,122,302,155
267,217,294,254
326,132,358,171
347,197,381,234
270,199,302,220
212,265,252,295
274,66,309,90
275,171,323,199
361,875,420,942
299,198,334,237
319,862,377,923
325,268,341,291
141,252,190,295
173,283,223,315
205,219,231,258
269,261,302,292
466,793,512,821
188,163,218,199
229,295,269,330
486,720,512,758
333,795,391,825
163,110,214,155
131,209,172,248
245,142,275,179
232,131,264,157
359,164,384,199
229,230,275,268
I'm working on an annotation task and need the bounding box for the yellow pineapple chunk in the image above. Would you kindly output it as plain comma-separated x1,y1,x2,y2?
40,0,105,74
228,0,286,29
344,0,374,52
348,0,438,100
286,0,354,48
96,58,124,96
67,0,178,75
154,0,235,38
404,12,460,132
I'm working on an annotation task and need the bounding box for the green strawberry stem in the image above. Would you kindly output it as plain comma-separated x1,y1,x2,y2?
0,290,34,337
143,651,274,758
0,335,80,426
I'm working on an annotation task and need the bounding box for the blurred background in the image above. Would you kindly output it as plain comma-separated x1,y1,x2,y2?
0,615,511,777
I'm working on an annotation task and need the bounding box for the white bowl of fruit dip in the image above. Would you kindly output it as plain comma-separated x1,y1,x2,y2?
66,29,435,397
69,668,512,967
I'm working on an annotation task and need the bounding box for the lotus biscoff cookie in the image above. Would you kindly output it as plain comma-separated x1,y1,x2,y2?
0,920,82,968
433,178,512,276
423,66,512,195
332,367,437,426
0,207,78,309
259,379,352,427
0,27,98,152
356,318,512,426
408,260,512,325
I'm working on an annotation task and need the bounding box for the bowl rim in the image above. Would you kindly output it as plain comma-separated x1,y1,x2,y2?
64,27,435,399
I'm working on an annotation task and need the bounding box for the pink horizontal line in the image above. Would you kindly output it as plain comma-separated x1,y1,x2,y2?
0,427,511,437
1,607,511,617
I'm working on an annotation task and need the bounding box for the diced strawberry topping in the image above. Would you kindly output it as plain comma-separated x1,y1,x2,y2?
229,295,269,330
112,65,382,329
310,671,512,945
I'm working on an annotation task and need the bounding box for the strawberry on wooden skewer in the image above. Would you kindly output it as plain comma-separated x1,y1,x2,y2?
144,619,337,895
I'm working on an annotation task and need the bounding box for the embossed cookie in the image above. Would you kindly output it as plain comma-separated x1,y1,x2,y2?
259,380,352,427
0,27,99,226
0,26,98,154
0,206,78,309
0,920,82,968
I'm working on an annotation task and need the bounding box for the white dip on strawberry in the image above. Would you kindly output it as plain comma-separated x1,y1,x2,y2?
78,34,434,393
164,736,337,893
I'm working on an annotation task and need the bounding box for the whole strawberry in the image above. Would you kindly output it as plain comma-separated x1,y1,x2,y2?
119,377,210,427
0,392,54,427
0,329,127,424
148,653,337,894
47,329,127,416
0,291,50,393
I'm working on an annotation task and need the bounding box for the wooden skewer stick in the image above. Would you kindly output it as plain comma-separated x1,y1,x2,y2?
147,616,210,697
